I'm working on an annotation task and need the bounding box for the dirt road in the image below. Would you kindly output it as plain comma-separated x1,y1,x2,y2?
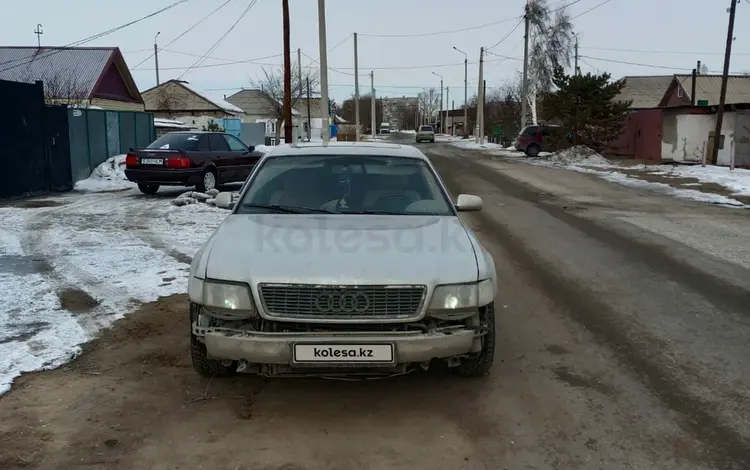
1,138,749,470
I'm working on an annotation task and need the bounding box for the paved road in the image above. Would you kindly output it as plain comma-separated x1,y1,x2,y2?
1,135,748,470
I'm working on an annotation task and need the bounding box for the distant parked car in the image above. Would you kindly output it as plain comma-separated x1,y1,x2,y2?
125,131,263,194
416,125,435,143
514,124,567,157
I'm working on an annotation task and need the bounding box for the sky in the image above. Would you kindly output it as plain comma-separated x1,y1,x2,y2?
3,0,749,108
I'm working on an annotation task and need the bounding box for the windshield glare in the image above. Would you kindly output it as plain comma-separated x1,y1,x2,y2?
236,155,455,216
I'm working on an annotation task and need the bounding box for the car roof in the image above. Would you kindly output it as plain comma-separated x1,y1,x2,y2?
266,142,428,160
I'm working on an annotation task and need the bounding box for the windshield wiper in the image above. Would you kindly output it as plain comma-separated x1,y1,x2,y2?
242,203,338,214
349,209,405,215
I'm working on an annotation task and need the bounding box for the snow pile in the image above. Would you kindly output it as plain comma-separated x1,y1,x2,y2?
74,155,136,192
254,144,272,154
171,189,219,206
540,145,612,167
400,129,416,134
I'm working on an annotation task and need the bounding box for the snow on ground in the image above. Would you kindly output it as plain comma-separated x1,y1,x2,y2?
74,155,136,192
633,164,750,197
255,144,272,153
399,129,416,134
454,142,750,208
0,190,229,394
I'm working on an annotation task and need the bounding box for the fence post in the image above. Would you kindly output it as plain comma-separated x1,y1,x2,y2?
84,109,92,173
103,111,110,158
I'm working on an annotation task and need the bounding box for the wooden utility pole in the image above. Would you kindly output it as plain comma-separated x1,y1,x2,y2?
282,0,293,143
710,0,738,165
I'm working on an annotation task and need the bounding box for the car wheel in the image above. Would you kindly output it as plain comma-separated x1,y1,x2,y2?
453,302,495,377
430,139,435,143
137,183,159,195
190,304,237,378
196,168,217,193
525,144,541,158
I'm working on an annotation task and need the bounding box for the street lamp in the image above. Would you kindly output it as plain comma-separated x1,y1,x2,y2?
432,72,443,134
154,32,161,85
453,46,468,138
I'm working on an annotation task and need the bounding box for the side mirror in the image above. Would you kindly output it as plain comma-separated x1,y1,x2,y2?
215,192,235,210
456,194,483,212
247,146,255,153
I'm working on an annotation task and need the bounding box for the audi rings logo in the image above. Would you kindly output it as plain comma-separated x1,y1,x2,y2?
315,291,371,313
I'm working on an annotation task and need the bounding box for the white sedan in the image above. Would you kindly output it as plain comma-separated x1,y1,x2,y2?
188,141,497,378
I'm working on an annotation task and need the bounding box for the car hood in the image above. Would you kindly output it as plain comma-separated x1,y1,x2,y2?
204,214,478,285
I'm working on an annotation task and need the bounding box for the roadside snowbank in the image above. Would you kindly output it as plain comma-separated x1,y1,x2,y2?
74,155,136,192
255,144,272,154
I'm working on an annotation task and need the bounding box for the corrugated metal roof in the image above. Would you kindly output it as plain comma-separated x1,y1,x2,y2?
0,47,115,98
674,74,750,105
615,75,674,109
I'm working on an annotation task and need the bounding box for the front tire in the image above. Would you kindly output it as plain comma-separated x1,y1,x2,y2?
137,183,159,195
190,303,237,378
454,302,496,377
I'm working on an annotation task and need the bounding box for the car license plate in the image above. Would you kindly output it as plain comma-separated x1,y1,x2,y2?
141,158,163,165
293,344,394,363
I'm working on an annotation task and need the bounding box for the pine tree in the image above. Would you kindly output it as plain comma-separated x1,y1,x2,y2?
541,66,631,150
202,121,225,132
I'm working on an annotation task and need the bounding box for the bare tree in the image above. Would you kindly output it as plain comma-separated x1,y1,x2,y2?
155,86,181,116
526,0,574,124
417,88,440,124
249,61,319,141
24,70,89,107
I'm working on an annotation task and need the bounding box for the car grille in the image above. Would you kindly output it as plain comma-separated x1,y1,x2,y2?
258,284,426,319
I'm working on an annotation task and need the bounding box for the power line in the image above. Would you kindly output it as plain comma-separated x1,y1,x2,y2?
177,0,258,80
580,55,732,73
327,34,352,53
484,50,522,61
132,0,236,70
358,15,520,38
571,0,616,19
299,50,360,77
550,0,584,13
0,0,191,73
580,46,750,56
136,53,282,71
486,18,524,50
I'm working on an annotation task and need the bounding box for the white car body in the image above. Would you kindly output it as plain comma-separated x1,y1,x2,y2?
188,142,497,377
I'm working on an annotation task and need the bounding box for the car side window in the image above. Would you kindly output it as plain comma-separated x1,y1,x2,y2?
209,134,230,151
196,135,210,151
223,134,248,152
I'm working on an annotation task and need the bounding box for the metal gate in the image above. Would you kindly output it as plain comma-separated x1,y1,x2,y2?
0,79,47,198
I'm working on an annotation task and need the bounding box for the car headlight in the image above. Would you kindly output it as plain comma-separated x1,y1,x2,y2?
429,280,495,311
189,278,255,312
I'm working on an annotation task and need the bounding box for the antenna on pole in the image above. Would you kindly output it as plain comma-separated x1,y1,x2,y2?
34,24,43,48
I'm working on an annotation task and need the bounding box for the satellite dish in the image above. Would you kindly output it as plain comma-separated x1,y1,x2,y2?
700,64,709,75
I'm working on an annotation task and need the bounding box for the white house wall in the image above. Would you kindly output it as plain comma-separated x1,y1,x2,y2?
662,112,736,165
734,111,750,167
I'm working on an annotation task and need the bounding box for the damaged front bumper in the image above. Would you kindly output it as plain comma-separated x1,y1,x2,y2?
192,324,480,366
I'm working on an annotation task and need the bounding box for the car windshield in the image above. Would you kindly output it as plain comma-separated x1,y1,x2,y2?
235,155,455,216
419,126,433,132
147,133,202,150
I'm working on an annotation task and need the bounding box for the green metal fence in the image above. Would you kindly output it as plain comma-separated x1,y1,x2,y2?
68,108,155,183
